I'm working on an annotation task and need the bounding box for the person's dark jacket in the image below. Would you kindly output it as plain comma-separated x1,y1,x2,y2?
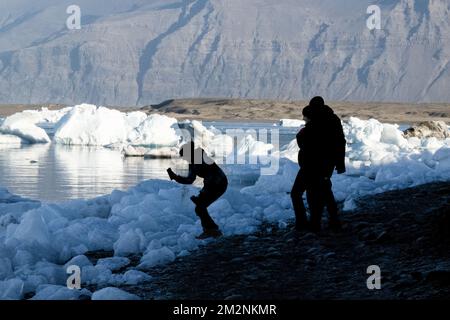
320,105,346,174
296,127,307,167
296,106,346,177
172,148,227,188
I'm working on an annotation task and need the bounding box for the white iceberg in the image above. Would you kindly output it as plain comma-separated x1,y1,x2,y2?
53,104,181,148
190,120,233,157
54,104,129,146
127,114,180,147
0,134,26,145
0,112,50,143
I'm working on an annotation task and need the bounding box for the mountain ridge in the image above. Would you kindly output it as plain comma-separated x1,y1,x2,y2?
0,0,449,105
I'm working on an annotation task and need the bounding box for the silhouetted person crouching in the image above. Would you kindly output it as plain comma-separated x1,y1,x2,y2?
167,142,228,239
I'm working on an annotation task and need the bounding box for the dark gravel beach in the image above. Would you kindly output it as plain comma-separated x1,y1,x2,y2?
112,182,450,300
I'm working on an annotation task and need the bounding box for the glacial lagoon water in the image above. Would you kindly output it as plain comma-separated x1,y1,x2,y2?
0,122,297,202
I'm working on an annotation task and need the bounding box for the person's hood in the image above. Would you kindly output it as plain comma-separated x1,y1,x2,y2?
321,105,335,116
307,104,335,120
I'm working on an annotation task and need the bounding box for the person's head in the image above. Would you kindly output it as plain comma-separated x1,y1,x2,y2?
302,106,313,123
179,141,195,162
309,96,325,108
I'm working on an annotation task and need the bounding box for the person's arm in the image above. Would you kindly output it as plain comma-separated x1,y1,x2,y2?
334,117,347,174
168,165,196,184
296,128,305,148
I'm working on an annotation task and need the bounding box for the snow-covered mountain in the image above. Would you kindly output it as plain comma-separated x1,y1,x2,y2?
0,0,449,106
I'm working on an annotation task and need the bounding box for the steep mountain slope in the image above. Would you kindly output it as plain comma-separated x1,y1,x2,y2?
0,0,449,106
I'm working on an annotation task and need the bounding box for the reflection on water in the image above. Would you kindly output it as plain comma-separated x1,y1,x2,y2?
0,122,297,202
0,144,180,202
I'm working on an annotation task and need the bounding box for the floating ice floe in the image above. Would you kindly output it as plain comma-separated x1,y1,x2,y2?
0,112,50,143
127,114,180,147
53,104,181,148
122,145,151,157
0,105,275,161
0,107,72,144
54,104,131,146
121,145,179,159
279,119,305,127
0,134,26,145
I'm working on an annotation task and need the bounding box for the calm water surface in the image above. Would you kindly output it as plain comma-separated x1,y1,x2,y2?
0,122,297,202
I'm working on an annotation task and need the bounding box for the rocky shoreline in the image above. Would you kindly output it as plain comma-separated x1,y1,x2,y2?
110,182,450,300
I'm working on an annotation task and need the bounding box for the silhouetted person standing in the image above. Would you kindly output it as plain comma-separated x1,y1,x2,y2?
167,142,228,239
290,106,313,231
291,96,346,232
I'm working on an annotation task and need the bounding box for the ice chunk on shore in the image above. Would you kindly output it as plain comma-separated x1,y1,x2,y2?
268,117,450,207
0,258,13,279
6,210,51,246
119,270,152,285
381,123,408,147
96,257,130,271
31,285,91,300
91,287,140,300
138,246,176,269
276,139,299,162
434,147,450,172
0,279,24,300
237,134,273,157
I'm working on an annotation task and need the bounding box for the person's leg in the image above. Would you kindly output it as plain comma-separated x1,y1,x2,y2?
324,178,341,230
194,205,219,231
306,178,326,233
290,170,308,229
192,180,227,232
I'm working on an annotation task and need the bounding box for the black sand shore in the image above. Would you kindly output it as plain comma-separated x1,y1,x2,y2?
113,182,450,300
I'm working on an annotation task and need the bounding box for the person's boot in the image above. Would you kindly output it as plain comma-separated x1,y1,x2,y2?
196,229,223,240
295,221,309,232
308,219,321,233
294,208,308,232
328,218,342,232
